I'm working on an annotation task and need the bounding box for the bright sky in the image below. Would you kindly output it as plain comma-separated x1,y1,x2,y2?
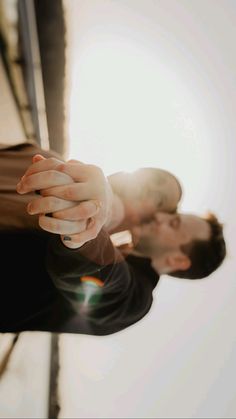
61,1,236,418
66,0,236,222
65,0,216,215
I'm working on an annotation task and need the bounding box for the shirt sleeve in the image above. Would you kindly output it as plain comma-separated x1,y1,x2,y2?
46,229,154,334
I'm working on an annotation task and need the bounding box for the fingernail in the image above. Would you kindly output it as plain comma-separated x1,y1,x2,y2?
63,236,72,241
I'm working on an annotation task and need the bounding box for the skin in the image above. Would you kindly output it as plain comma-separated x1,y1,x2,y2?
17,155,182,249
131,212,211,274
17,155,113,248
16,156,211,276
107,169,182,233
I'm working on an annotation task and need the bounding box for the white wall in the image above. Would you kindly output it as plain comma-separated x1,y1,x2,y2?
0,332,51,419
60,1,236,417
0,54,26,144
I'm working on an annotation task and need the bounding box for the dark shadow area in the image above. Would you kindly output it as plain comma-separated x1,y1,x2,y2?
34,0,66,156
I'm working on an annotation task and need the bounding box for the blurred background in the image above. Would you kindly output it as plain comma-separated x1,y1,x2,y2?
0,0,235,418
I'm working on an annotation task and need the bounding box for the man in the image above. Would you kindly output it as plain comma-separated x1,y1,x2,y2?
107,167,182,233
130,211,225,280
0,143,226,335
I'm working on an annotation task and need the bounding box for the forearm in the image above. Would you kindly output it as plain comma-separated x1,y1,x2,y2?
46,229,125,294
17,158,114,247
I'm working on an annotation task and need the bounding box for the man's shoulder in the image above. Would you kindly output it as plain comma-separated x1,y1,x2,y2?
124,253,160,287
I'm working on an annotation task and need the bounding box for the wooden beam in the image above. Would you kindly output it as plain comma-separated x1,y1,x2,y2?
48,333,60,419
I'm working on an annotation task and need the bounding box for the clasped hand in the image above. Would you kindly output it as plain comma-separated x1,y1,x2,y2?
16,155,113,248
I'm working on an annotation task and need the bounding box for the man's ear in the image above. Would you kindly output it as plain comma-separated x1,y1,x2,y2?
151,252,191,275
167,252,191,272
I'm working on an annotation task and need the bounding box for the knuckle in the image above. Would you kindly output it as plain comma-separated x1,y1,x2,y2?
64,185,74,199
87,163,96,171
95,165,103,176
47,170,56,181
78,203,89,218
88,164,102,176
46,196,57,211
67,159,78,164
49,157,58,165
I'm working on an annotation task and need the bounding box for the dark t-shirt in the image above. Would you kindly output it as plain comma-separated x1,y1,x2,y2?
0,229,159,335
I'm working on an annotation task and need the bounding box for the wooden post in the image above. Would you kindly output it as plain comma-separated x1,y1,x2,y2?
48,333,60,419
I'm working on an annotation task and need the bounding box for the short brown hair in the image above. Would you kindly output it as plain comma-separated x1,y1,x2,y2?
170,213,226,279
109,167,182,212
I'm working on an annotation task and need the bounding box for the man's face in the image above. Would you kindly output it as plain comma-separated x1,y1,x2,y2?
124,179,179,225
108,168,182,229
131,212,211,258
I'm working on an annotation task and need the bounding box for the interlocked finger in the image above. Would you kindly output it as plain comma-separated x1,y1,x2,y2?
53,199,101,220
38,215,87,235
23,156,64,177
27,196,76,215
17,170,73,194
40,182,90,201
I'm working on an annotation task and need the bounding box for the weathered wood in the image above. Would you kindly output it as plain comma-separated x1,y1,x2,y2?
0,332,51,418
0,334,19,377
48,333,60,419
0,54,26,144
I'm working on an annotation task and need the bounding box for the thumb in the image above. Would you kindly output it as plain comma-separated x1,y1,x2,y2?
32,154,45,163
67,159,84,164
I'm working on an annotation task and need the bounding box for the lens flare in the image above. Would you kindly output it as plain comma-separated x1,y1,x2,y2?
79,276,104,314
